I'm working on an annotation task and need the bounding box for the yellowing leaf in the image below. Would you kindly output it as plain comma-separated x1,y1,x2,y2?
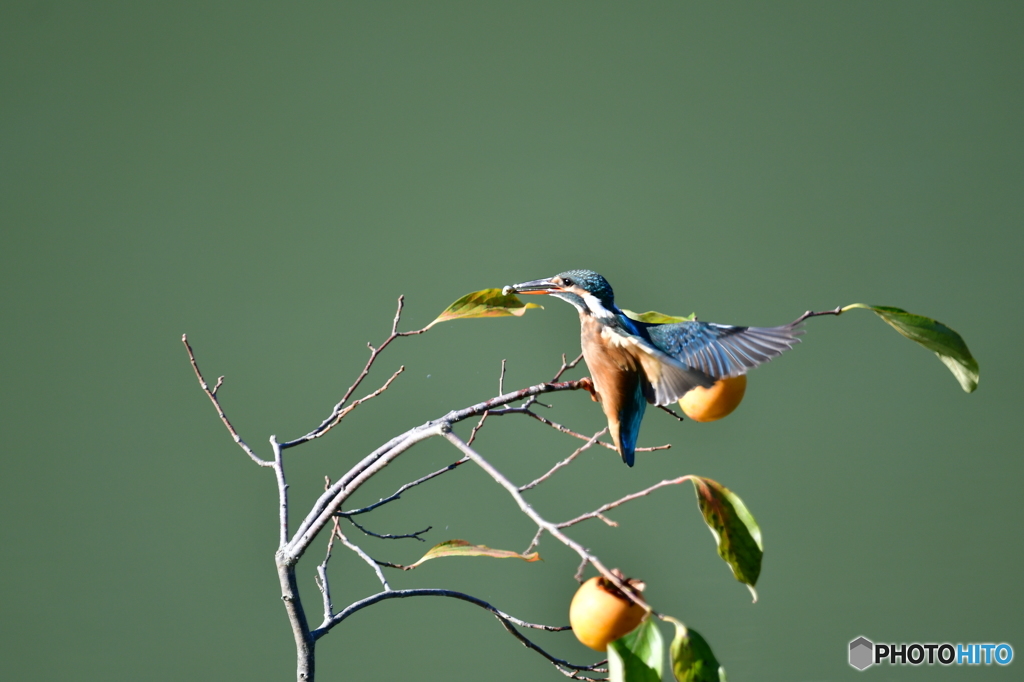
622,309,697,324
427,289,542,329
402,539,541,570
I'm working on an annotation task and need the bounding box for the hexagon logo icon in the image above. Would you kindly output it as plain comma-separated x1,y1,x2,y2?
849,636,874,670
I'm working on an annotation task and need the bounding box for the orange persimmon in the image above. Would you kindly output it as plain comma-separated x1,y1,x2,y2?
569,573,647,651
678,374,747,422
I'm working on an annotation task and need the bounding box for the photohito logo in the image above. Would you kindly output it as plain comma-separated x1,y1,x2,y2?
849,636,1013,670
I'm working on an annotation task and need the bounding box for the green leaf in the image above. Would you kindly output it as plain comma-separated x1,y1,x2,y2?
619,618,664,678
609,618,663,682
401,540,541,570
427,288,542,328
622,309,697,324
842,303,979,393
665,617,725,682
691,477,763,601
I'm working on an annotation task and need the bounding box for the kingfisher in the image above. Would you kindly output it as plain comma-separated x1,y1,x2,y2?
504,270,804,466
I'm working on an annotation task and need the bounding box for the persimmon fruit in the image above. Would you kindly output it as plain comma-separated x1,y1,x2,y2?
678,374,747,422
569,572,647,651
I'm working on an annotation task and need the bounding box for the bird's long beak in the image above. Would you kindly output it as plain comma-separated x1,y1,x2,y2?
503,277,562,296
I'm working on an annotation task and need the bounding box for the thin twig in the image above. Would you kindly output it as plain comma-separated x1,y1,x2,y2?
284,366,405,448
524,527,545,555
556,476,695,529
347,517,431,542
552,353,585,382
443,430,652,613
656,404,685,421
519,428,608,492
499,358,507,395
466,411,489,446
337,457,469,516
372,559,405,570
286,379,591,561
337,527,391,591
281,296,428,449
182,334,271,467
515,353,586,413
791,305,844,325
315,588,605,677
488,408,671,453
287,426,444,561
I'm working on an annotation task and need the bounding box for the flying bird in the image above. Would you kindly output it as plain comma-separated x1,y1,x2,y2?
504,270,803,466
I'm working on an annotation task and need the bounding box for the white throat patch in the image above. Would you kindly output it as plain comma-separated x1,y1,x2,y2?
582,293,616,320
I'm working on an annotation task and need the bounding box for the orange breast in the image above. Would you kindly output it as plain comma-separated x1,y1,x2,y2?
580,317,645,419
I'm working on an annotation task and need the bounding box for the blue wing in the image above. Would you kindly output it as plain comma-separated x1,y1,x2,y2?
644,319,804,380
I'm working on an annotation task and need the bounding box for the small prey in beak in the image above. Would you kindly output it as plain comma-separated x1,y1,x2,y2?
503,278,564,296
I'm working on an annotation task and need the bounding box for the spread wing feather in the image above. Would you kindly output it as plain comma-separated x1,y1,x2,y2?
646,320,804,380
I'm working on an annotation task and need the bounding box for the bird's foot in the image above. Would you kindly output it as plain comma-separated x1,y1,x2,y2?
577,377,600,402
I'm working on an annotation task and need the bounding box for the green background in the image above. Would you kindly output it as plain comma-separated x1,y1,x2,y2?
3,3,1021,680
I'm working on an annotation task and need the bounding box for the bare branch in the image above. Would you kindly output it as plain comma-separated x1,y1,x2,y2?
656,404,685,421
489,407,671,454
336,527,391,591
513,353,585,414
519,428,608,492
270,437,289,546
315,589,605,677
557,476,695,529
281,296,428,449
574,557,589,584
284,366,406,449
466,411,489,446
275,557,314,680
287,379,591,562
191,301,641,680
338,457,469,516
286,426,444,561
182,334,271,467
346,517,431,542
442,430,652,615
315,478,342,622
314,564,333,624
552,353,585,382
524,527,545,555
790,305,844,326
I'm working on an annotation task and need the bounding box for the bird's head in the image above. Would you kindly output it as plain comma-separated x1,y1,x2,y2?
504,269,617,318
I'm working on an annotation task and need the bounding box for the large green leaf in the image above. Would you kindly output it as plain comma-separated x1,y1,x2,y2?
664,617,725,682
622,309,697,324
842,303,979,392
401,540,540,570
426,288,542,328
691,477,763,601
609,618,663,682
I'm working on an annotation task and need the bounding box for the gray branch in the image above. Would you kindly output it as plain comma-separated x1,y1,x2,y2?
316,589,604,678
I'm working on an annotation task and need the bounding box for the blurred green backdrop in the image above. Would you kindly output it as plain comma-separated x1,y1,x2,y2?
2,2,1021,680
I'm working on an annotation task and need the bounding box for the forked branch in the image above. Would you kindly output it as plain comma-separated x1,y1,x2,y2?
281,296,428,449
182,334,270,467
186,295,673,681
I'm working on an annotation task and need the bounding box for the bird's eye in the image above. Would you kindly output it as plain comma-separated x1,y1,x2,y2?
562,277,573,287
